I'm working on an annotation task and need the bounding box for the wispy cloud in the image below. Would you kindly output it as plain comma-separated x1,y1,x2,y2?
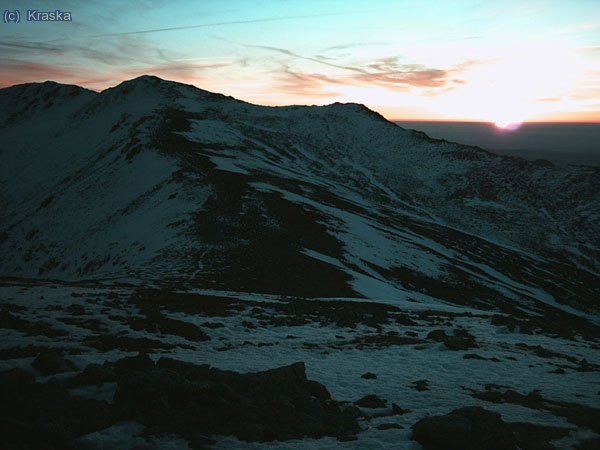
361,57,448,88
251,45,453,94
248,45,369,74
275,65,342,98
47,12,360,41
0,40,62,53
322,42,383,52
0,34,173,67
0,57,232,90
0,31,232,90
536,97,563,102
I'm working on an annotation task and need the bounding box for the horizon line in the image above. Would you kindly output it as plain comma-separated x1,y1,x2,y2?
392,119,600,124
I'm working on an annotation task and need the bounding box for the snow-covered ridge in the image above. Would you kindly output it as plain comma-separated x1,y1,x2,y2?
0,75,598,317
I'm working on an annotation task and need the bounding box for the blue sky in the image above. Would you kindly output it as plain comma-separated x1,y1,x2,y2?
1,0,599,122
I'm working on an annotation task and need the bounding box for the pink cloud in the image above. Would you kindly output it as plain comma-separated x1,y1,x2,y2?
0,59,232,92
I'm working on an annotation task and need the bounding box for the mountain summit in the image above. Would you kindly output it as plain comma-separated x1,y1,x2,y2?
0,76,598,312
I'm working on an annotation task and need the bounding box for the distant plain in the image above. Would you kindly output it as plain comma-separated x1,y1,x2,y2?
395,121,600,166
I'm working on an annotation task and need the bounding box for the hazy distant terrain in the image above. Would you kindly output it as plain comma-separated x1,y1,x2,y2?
395,121,600,166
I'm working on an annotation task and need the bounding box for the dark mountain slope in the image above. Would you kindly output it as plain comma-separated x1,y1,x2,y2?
0,76,598,317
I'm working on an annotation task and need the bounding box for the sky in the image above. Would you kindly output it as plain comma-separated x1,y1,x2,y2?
1,0,599,123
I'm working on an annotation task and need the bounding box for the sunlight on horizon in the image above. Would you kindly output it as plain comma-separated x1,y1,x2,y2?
493,120,522,130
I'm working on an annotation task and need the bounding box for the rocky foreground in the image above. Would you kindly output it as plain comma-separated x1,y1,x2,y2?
3,354,359,449
1,281,598,449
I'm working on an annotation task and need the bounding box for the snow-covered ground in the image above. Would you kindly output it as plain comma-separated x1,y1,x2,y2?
1,281,598,449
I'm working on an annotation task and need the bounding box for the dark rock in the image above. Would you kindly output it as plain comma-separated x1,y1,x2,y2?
134,290,245,318
259,297,400,329
361,372,377,379
112,359,358,442
0,368,113,449
427,329,448,342
202,321,225,329
578,358,594,372
337,434,358,441
156,357,211,380
491,315,534,334
412,406,517,450
394,314,418,326
446,329,478,350
340,333,424,349
509,421,570,450
412,380,429,392
114,352,154,375
0,368,35,390
576,438,600,449
514,343,579,364
114,367,196,425
376,422,403,430
0,418,80,450
32,349,76,375
66,304,85,315
58,316,105,333
355,394,387,408
0,310,67,338
306,379,332,400
392,403,411,415
342,405,364,418
83,334,175,352
463,353,500,362
64,363,116,387
241,320,257,329
188,435,217,449
0,345,55,361
427,328,478,350
473,387,600,434
125,303,210,342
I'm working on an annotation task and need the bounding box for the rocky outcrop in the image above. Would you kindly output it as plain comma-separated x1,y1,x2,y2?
412,406,516,450
411,406,571,450
31,349,76,375
113,358,358,442
427,329,478,350
354,394,387,408
1,356,359,448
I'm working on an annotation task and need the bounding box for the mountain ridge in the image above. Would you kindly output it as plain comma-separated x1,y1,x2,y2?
1,76,598,319
0,75,588,170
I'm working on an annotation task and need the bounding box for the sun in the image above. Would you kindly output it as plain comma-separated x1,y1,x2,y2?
493,120,522,131
491,112,523,130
